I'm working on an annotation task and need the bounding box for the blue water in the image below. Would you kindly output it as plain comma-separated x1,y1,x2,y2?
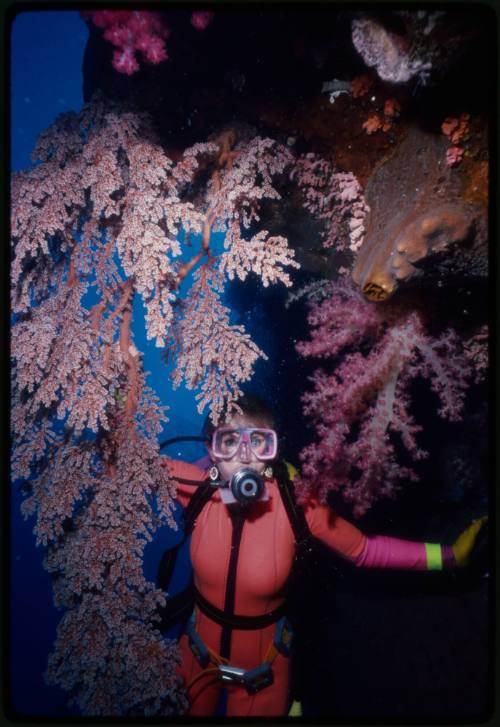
9,10,211,717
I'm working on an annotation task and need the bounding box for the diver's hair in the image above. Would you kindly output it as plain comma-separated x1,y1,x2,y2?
202,394,277,442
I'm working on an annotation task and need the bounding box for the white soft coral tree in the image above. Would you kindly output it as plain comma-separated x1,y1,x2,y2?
10,94,302,715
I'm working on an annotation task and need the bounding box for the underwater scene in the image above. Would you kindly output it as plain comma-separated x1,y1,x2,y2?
9,6,492,721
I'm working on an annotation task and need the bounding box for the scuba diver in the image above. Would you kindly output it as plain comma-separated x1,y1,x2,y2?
153,394,486,717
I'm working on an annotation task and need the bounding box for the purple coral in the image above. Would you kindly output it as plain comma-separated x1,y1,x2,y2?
351,16,432,85
296,280,472,516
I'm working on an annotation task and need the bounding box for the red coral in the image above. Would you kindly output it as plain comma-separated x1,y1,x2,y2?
296,280,472,516
441,113,470,145
362,113,384,134
441,113,470,167
384,97,401,119
351,73,373,98
362,99,402,136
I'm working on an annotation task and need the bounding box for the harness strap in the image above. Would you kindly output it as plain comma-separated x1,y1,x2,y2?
194,586,287,630
183,480,215,535
274,460,311,547
156,480,213,594
156,479,214,632
186,611,292,698
156,460,313,634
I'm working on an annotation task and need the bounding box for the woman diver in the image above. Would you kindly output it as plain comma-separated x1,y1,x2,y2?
156,394,486,717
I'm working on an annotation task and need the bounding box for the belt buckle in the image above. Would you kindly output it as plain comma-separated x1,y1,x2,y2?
218,663,274,694
218,665,246,684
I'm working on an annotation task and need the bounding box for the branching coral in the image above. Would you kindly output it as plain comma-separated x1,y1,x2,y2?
295,279,472,516
291,153,369,253
10,94,302,715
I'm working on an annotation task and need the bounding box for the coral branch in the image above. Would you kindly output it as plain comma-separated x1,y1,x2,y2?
292,153,369,253
296,280,472,516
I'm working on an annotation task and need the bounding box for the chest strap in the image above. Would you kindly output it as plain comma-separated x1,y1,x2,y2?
194,586,286,630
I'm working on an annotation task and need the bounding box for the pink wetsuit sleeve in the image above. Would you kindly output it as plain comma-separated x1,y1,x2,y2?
303,499,455,570
354,535,456,570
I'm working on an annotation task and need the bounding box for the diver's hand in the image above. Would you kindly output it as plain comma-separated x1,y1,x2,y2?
452,516,488,567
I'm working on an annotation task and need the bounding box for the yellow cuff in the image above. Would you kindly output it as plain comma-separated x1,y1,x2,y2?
288,700,302,717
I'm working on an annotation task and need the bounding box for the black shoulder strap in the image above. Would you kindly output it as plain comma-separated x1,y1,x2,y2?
155,479,214,633
274,459,311,546
183,480,214,535
156,479,213,592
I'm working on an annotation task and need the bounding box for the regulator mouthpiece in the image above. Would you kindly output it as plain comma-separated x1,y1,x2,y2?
229,468,265,505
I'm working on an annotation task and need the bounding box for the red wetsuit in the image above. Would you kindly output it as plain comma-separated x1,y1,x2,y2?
162,457,452,717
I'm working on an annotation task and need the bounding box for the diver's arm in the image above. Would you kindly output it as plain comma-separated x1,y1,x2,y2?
304,501,453,570
348,517,486,569
353,534,455,570
160,456,206,508
304,501,486,570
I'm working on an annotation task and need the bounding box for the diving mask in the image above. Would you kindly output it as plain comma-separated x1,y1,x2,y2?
212,427,278,462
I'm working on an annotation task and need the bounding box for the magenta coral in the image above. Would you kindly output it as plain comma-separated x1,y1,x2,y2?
82,10,214,75
191,11,214,31
463,324,489,383
81,11,170,75
296,280,472,516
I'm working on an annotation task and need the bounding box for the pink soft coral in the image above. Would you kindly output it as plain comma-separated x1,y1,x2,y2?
191,11,214,31
81,10,214,75
446,145,464,167
296,280,471,516
82,11,170,75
